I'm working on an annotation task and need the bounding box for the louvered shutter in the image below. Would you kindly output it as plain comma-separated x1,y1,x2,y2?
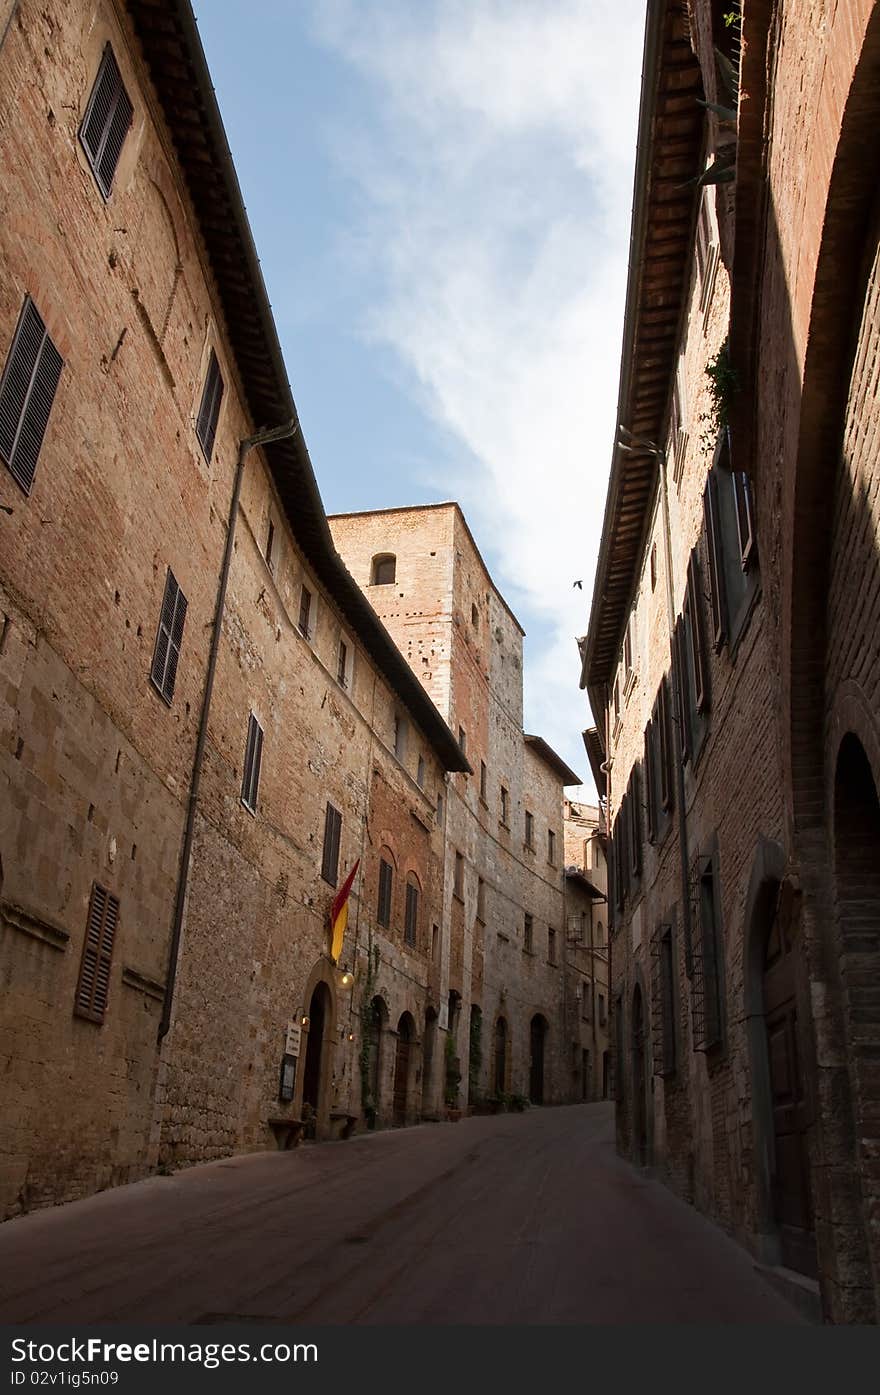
377,858,393,926
0,297,63,494
686,553,710,713
196,352,224,460
322,803,341,885
658,677,674,812
645,719,657,844
629,768,642,877
74,884,119,1023
241,713,263,812
405,881,419,947
704,472,727,649
673,620,691,763
150,570,187,704
80,46,133,198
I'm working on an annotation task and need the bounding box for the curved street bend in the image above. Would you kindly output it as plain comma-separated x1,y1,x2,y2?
0,1105,801,1325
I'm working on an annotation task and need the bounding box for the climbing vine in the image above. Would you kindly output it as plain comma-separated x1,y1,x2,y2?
700,341,739,452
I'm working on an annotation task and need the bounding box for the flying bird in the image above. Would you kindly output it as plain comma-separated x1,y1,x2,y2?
572,579,583,589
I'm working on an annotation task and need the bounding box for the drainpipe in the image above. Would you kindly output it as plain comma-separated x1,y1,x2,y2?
158,416,298,1041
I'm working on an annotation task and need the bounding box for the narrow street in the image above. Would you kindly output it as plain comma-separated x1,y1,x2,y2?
0,1105,800,1325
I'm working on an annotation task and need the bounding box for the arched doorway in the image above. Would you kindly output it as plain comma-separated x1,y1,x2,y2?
493,1016,508,1096
393,1012,415,1126
421,1007,438,1116
631,985,647,1166
529,1014,548,1105
760,880,816,1276
301,981,332,1134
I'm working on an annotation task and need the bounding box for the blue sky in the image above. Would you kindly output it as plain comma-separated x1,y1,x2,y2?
196,0,646,793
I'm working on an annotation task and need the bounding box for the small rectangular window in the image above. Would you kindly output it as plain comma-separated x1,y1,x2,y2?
548,829,556,865
394,714,407,760
299,585,312,638
547,926,557,965
321,802,342,886
477,876,486,923
337,639,348,687
377,858,393,928
431,924,439,962
454,850,464,898
404,881,419,948
74,883,119,1024
523,913,533,953
79,45,133,199
480,760,487,801
500,786,509,825
150,569,188,706
525,810,534,849
417,754,425,788
0,296,63,494
241,713,264,814
195,351,224,462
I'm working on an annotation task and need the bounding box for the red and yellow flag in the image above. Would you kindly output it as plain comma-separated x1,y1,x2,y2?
329,859,359,963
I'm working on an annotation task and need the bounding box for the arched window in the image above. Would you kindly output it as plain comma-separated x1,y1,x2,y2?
377,850,395,928
404,872,421,948
371,553,396,586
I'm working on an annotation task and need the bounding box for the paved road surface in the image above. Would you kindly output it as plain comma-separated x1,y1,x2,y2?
0,1104,801,1324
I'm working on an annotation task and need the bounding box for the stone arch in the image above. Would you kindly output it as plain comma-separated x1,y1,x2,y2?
370,553,396,586
421,1005,439,1117
493,1013,509,1096
392,1010,417,1127
297,962,337,1140
362,993,388,1128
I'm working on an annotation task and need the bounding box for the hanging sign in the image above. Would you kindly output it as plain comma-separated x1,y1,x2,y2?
285,1020,302,1058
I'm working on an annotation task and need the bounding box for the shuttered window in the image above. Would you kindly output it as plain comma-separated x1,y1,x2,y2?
657,677,673,812
195,351,224,462
79,45,133,199
241,713,263,814
298,585,312,638
704,470,727,649
685,552,710,714
404,878,419,948
732,469,756,569
628,767,642,878
673,620,692,763
150,569,188,705
377,857,393,927
321,802,342,886
645,719,657,844
74,884,119,1024
0,297,63,494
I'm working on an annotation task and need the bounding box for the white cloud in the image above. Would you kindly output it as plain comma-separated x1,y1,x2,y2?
308,0,646,788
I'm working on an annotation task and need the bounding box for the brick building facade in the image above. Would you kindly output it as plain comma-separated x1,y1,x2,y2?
0,0,583,1221
581,0,880,1324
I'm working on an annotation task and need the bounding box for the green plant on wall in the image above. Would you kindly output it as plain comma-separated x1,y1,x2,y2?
468,1008,482,1099
700,340,739,452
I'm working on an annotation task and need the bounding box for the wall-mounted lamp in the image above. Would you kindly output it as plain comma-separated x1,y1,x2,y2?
339,966,354,989
301,1014,310,1029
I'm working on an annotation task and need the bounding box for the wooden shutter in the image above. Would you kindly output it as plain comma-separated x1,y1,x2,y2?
150,569,188,704
241,713,264,812
645,719,657,844
686,552,710,713
673,620,691,763
404,881,419,947
733,470,756,569
704,472,727,649
629,768,642,877
298,586,312,637
195,351,224,460
0,297,63,494
321,803,341,885
377,858,393,927
79,46,133,198
74,884,119,1023
658,677,674,812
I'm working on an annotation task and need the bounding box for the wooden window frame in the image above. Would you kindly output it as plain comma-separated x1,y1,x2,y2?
321,802,342,887
195,350,224,463
79,44,133,200
150,569,188,706
298,584,313,639
240,712,264,814
0,295,63,495
732,469,756,570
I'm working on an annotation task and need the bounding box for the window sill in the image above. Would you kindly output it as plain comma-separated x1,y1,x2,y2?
452,891,465,904
240,797,257,818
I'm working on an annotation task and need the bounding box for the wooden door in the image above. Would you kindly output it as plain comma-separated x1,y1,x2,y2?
763,905,816,1276
529,1016,545,1104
